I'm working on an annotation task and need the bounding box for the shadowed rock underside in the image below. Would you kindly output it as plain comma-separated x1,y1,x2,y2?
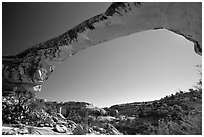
2,2,202,93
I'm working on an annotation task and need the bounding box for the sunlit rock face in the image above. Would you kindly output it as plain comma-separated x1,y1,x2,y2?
2,2,202,93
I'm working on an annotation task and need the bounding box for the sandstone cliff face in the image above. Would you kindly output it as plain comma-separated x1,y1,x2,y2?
2,2,202,93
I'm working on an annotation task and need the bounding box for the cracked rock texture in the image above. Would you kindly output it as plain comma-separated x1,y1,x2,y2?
2,2,202,93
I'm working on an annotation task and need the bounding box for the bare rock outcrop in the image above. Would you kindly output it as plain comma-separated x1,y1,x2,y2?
2,2,202,93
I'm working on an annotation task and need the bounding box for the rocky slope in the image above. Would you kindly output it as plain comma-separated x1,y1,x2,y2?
110,89,202,135
3,2,202,94
2,99,123,135
2,88,202,135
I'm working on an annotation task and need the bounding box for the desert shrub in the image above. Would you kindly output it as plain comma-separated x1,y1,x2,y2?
181,113,202,135
151,112,202,135
67,110,83,123
72,124,87,135
113,117,153,135
2,90,36,124
113,87,202,135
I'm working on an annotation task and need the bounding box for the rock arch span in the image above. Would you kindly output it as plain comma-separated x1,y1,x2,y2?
2,2,202,93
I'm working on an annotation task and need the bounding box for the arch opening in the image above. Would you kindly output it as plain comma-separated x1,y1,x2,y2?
2,2,202,106
36,29,201,107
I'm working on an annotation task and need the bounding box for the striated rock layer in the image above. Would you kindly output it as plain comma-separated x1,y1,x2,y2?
2,2,202,93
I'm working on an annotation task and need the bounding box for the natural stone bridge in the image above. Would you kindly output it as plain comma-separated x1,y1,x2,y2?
2,2,202,94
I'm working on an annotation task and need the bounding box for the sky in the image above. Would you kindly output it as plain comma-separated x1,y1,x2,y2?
2,2,202,107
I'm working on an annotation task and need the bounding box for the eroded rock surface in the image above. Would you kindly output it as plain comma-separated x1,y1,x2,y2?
2,2,202,93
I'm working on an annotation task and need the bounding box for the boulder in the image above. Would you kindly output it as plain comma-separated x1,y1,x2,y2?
2,128,17,135
44,123,52,127
93,126,106,134
97,116,117,123
37,123,44,127
18,128,29,135
100,108,107,116
53,124,67,133
52,117,58,123
44,117,55,126
66,120,77,129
